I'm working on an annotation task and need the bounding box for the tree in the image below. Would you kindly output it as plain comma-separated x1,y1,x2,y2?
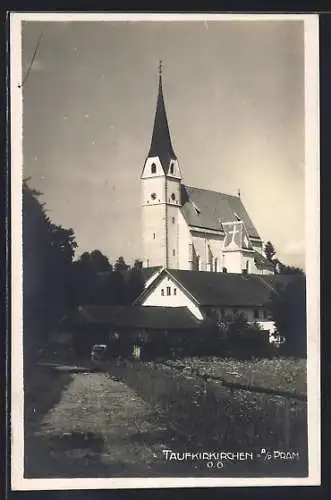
69,250,112,306
267,273,307,357
127,259,145,303
264,241,276,262
207,311,270,359
277,262,304,275
23,178,77,369
114,256,129,272
264,241,304,275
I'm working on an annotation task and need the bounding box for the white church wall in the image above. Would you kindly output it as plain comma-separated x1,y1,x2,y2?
208,235,224,272
190,232,224,272
141,275,203,320
166,177,182,206
141,156,165,180
166,159,182,180
191,233,207,271
141,175,166,206
177,210,192,270
167,204,181,269
142,203,166,268
222,251,242,274
241,250,257,274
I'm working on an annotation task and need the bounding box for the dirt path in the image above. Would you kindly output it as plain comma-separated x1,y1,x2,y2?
27,371,173,477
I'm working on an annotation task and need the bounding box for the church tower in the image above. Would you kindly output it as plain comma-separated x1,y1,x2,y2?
141,62,182,269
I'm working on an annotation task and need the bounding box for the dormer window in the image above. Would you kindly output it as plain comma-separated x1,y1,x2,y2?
151,163,157,174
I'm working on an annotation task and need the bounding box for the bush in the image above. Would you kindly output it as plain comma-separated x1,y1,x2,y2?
267,274,307,358
213,312,272,359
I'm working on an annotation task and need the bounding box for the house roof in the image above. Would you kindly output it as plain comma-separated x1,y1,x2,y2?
67,305,202,330
148,72,177,172
141,266,162,282
158,269,298,307
181,185,260,239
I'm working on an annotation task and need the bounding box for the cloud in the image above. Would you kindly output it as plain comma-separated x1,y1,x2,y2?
283,239,305,255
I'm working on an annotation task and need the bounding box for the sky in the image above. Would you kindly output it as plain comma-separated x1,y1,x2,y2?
21,19,306,268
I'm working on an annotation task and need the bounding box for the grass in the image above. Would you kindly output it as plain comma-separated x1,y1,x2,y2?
166,357,307,398
24,365,73,474
107,357,308,474
22,351,308,477
24,365,73,432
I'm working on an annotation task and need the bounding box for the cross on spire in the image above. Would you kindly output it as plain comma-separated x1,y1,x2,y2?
147,60,177,171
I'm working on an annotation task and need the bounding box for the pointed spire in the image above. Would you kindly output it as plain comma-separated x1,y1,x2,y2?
148,61,177,172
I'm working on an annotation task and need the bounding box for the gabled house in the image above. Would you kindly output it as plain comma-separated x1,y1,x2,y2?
135,268,296,335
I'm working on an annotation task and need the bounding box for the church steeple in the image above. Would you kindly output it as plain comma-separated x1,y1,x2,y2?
148,61,177,173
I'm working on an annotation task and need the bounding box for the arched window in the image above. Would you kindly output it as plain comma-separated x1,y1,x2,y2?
151,163,157,174
171,193,176,201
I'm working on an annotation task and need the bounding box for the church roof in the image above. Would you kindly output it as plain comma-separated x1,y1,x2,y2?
167,269,297,307
148,69,177,172
181,185,261,239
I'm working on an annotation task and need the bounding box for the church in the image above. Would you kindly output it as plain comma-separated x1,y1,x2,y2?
141,62,274,276
67,63,290,353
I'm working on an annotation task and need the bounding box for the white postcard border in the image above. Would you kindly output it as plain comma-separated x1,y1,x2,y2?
10,12,320,490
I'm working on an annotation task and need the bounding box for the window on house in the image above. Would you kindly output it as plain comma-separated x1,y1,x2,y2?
151,163,156,174
174,288,177,295
161,289,164,296
166,286,171,296
171,193,176,201
172,249,175,256
254,309,259,319
153,233,155,239
170,164,174,174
